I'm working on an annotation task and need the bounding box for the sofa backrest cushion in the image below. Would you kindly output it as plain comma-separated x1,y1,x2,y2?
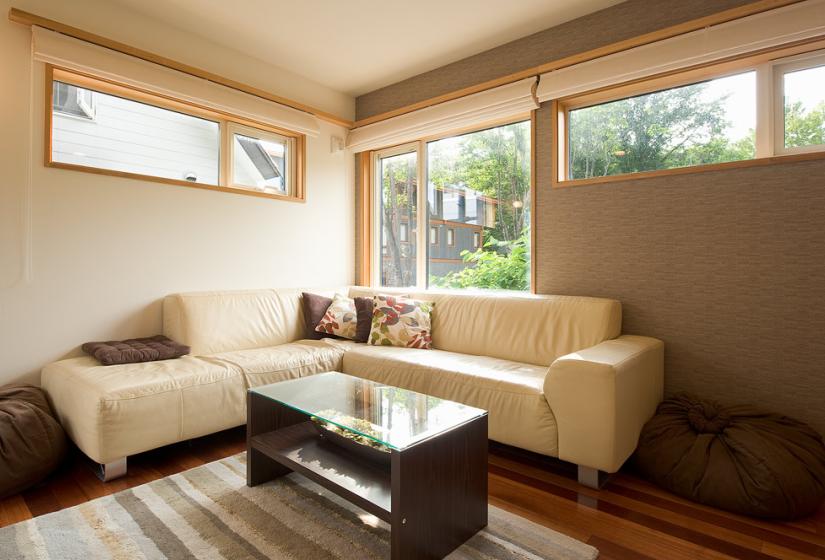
348,287,621,366
163,289,341,355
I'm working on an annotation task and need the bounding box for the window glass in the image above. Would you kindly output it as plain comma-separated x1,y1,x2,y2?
427,121,530,291
783,64,825,150
430,226,438,245
568,71,756,179
232,131,289,194
51,81,220,185
378,150,417,287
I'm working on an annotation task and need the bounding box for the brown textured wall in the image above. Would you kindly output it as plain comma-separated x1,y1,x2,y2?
534,104,825,434
356,0,760,120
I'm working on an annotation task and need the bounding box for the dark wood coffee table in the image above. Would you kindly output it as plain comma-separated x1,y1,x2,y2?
247,371,488,559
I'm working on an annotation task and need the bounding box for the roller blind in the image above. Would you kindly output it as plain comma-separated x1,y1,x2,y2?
347,78,538,152
536,0,825,103
32,26,321,137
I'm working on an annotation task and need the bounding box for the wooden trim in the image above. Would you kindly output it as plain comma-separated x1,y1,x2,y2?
357,152,373,286
10,7,353,128
429,258,464,264
46,161,307,202
44,64,54,171
529,109,536,294
552,150,825,189
352,0,805,128
46,65,307,202
549,100,562,185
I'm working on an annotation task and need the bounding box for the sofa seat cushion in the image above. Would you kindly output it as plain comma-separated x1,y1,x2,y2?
342,346,558,456
209,340,346,388
41,356,245,464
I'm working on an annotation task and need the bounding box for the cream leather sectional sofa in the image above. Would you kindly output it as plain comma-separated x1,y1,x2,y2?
41,287,664,487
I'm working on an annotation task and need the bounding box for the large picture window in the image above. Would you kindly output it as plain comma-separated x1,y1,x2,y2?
373,120,531,292
47,66,305,201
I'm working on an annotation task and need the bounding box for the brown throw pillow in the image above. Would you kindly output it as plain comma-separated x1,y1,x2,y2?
302,292,335,340
81,335,189,366
353,297,374,343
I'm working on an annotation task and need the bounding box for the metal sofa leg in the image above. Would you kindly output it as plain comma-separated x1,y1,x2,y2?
96,457,128,481
577,465,606,489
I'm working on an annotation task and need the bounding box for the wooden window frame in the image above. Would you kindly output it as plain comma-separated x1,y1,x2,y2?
552,41,825,188
446,228,455,247
46,65,306,202
773,50,825,156
362,116,534,292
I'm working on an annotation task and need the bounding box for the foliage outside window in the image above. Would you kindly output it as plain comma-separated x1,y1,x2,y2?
569,72,756,180
375,120,531,292
427,121,530,291
559,49,825,184
782,64,825,151
377,150,418,288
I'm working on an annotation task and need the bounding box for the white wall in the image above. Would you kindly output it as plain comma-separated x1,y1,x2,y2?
0,0,356,385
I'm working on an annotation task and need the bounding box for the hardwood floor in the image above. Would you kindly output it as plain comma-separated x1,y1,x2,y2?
1,428,823,559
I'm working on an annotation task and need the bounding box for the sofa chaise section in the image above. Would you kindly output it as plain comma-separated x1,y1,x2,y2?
41,355,246,479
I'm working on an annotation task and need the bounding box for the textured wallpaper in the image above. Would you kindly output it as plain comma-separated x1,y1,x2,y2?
356,0,760,120
534,105,825,435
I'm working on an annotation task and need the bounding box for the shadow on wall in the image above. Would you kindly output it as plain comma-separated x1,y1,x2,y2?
14,298,167,384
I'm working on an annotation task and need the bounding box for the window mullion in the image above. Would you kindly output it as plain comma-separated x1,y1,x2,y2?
755,63,775,158
416,140,428,290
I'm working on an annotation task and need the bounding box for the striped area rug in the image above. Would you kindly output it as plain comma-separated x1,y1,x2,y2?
0,453,598,559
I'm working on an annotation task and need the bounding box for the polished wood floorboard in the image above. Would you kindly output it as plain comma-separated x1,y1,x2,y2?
1,428,823,559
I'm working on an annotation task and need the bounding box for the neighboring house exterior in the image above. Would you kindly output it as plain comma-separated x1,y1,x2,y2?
381,184,496,285
51,82,284,190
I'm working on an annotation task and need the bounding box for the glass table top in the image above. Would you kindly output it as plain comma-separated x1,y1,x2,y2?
250,372,487,451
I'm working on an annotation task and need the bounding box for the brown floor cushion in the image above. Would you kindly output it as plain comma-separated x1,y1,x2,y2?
0,385,67,499
635,393,825,520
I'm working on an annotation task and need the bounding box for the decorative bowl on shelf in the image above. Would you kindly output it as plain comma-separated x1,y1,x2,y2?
310,414,391,467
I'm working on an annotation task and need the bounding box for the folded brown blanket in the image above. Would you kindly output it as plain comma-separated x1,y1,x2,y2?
81,335,190,366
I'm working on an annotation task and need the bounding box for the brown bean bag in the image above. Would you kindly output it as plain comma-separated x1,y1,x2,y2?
636,393,825,520
0,385,67,499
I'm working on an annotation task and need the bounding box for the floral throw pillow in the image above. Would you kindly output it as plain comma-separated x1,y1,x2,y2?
368,294,434,349
315,294,358,340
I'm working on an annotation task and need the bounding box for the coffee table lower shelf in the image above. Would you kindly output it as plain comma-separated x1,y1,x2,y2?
246,390,488,560
249,421,392,522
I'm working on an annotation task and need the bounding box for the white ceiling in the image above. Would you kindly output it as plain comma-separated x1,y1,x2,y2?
107,0,623,97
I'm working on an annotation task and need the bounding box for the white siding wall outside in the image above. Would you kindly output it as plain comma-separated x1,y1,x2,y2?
52,84,220,184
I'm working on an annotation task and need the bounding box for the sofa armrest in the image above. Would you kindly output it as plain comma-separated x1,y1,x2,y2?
544,335,664,473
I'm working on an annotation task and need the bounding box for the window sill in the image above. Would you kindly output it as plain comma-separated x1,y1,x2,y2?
46,162,306,203
552,148,825,188
363,285,536,298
